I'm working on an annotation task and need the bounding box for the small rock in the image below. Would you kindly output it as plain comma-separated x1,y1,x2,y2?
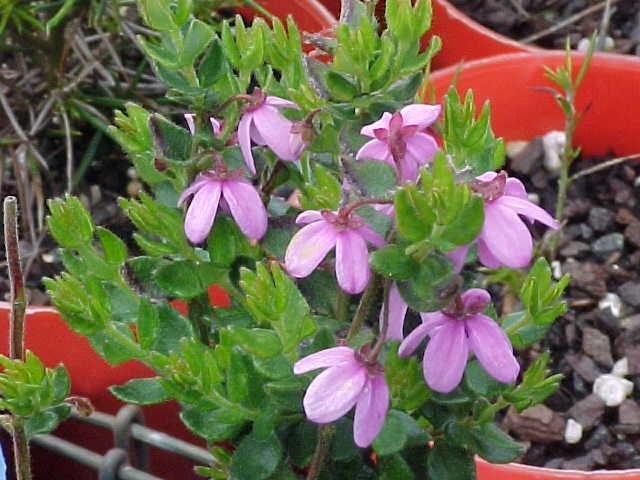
592,448,608,466
559,241,590,258
618,282,640,307
562,260,607,297
635,176,640,188
507,138,543,175
584,424,612,450
579,223,593,240
624,345,640,375
621,314,640,331
564,418,583,444
592,233,625,256
598,293,624,318
551,260,562,280
593,374,634,406
582,327,614,367
562,453,595,471
527,193,540,205
625,223,640,249
617,399,640,434
568,394,606,429
566,354,603,382
503,405,565,443
588,207,615,232
615,208,637,225
544,458,564,469
612,357,630,377
542,130,565,174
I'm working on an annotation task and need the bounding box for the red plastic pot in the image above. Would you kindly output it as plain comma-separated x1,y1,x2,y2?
237,0,336,34
427,51,640,478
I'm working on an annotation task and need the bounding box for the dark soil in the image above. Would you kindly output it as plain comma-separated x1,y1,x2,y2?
501,139,640,470
450,0,640,54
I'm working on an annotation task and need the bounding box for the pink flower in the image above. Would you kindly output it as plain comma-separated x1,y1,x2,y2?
284,209,384,294
399,288,519,393
178,161,267,244
451,172,559,269
184,114,221,136
380,282,407,341
294,346,389,447
238,88,300,175
356,104,440,182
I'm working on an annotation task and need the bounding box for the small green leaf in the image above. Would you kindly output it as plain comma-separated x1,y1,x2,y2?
369,244,417,280
180,407,247,441
470,423,524,464
180,19,214,66
373,410,429,456
110,377,171,405
427,442,476,480
95,227,127,264
230,432,283,480
137,298,159,349
149,114,192,162
325,71,358,101
222,327,282,358
25,404,71,439
138,0,177,31
198,39,226,87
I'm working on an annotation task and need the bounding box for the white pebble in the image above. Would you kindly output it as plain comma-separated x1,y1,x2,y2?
505,140,529,159
577,36,615,52
598,292,623,318
542,130,566,174
593,374,634,407
564,418,583,444
527,193,540,205
551,260,562,280
611,357,629,378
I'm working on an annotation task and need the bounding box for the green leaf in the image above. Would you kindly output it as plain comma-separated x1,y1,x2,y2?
373,410,429,456
151,303,194,355
394,184,433,242
50,365,70,403
180,19,213,66
149,114,192,162
440,194,484,246
287,422,317,467
230,432,283,480
427,442,476,480
180,407,246,441
155,260,225,299
24,404,71,439
463,360,507,398
350,159,397,198
199,39,226,87
325,71,358,101
110,377,171,405
138,0,177,31
137,298,159,349
47,195,94,249
378,454,414,480
470,423,524,464
264,376,307,411
369,244,417,280
221,327,282,358
95,227,127,264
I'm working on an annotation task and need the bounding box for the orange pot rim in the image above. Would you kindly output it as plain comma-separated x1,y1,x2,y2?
476,457,640,478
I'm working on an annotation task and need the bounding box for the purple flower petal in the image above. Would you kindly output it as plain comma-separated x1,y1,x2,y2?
445,244,469,273
476,238,503,269
293,347,355,374
183,180,222,244
222,179,267,241
466,314,519,384
238,114,257,174
265,96,300,109
400,104,441,129
353,373,389,447
460,288,491,311
397,156,419,183
177,174,209,207
423,319,469,393
335,230,370,294
398,312,447,357
504,177,528,200
210,117,221,135
303,363,366,423
381,282,408,341
405,133,438,166
480,203,533,268
285,221,338,278
476,171,497,182
252,106,297,161
184,113,196,135
496,195,560,229
360,112,392,137
296,210,324,225
355,139,391,162
354,224,385,248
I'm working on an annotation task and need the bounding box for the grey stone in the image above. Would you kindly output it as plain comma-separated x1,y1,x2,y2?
592,233,625,256
616,399,640,434
582,327,614,367
566,354,603,382
589,207,615,232
618,282,640,307
562,259,607,297
562,453,595,471
621,314,640,331
568,394,606,430
584,424,612,450
559,241,590,258
579,223,594,240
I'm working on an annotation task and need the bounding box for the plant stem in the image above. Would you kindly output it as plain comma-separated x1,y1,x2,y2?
306,424,335,480
4,197,32,480
346,276,379,341
335,289,349,324
503,313,531,336
4,197,25,361
368,279,390,361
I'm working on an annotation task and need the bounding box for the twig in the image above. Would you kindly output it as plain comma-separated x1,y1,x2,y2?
509,0,530,19
569,153,640,181
596,0,613,50
521,0,620,44
4,197,32,480
59,104,74,193
306,424,335,480
346,276,379,341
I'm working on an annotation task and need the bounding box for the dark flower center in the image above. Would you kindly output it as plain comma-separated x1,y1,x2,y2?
355,344,384,376
442,293,487,319
241,87,267,113
204,157,243,180
470,171,507,202
373,112,419,163
322,209,364,230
